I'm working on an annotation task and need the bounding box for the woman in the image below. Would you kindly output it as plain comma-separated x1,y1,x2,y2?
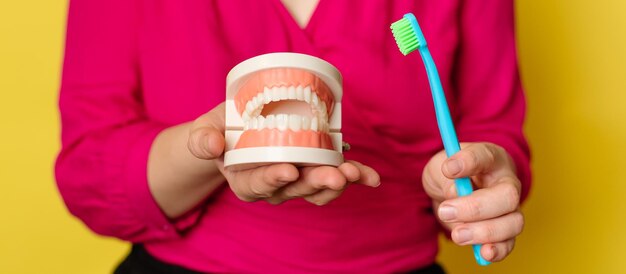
56,0,530,273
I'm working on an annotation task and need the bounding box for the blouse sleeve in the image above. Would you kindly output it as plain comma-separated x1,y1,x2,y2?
55,0,203,242
453,0,532,201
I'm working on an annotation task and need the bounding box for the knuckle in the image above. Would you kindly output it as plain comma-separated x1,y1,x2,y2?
465,149,480,170
282,186,305,199
320,172,347,190
502,182,521,210
248,183,271,199
314,199,329,206
460,199,482,220
265,198,283,205
423,168,445,196
482,223,499,243
330,179,348,191
341,163,360,180
491,143,506,157
261,168,293,189
421,167,435,186
306,196,328,206
233,192,257,202
481,144,497,168
511,212,525,235
228,181,254,202
265,178,287,189
261,168,277,184
274,165,299,183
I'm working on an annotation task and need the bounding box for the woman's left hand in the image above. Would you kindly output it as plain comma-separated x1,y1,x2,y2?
422,142,524,262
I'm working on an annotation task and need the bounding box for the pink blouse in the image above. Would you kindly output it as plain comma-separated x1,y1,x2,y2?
56,0,530,273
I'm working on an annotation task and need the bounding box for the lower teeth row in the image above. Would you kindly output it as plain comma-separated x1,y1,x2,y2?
244,114,328,132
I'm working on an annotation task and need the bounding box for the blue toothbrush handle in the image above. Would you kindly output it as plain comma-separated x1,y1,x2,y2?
416,43,491,266
454,177,474,197
455,177,490,266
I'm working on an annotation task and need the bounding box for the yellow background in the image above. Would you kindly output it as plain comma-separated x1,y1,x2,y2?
1,0,625,273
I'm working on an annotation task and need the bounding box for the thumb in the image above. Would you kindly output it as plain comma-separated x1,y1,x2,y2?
188,103,226,159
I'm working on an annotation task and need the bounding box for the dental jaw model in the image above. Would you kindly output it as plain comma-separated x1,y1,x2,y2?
224,53,343,169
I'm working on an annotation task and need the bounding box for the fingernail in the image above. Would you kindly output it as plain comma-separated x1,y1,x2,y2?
456,228,473,244
438,205,457,221
446,159,462,175
489,245,497,260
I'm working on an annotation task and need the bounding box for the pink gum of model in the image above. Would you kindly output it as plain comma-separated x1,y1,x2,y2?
224,53,343,168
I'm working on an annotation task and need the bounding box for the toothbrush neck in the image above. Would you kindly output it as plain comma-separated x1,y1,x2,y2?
418,47,461,156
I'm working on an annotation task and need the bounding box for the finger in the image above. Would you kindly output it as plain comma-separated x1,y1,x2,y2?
267,166,347,204
437,179,520,222
442,143,510,179
304,188,344,206
343,161,381,187
266,177,320,205
302,166,349,191
338,162,360,183
450,211,524,245
432,200,454,232
188,103,226,159
422,151,456,201
481,239,516,262
229,163,299,202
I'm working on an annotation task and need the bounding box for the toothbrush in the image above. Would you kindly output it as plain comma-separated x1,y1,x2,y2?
390,13,490,266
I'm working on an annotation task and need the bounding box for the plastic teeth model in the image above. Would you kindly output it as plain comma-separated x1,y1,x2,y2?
224,53,344,169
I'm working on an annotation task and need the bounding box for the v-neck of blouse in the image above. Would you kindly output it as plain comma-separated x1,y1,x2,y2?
274,0,324,33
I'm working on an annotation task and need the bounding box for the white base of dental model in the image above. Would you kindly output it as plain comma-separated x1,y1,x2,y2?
224,53,344,169
223,147,343,170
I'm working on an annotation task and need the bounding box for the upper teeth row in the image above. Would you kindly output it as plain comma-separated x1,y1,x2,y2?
243,114,329,132
241,85,327,122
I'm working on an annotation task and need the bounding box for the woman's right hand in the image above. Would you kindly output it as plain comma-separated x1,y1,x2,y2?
188,103,381,206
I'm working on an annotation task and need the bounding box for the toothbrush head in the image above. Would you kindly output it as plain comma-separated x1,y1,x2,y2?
390,13,427,55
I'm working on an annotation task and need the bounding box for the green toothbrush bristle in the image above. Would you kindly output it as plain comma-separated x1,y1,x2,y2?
390,18,419,55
